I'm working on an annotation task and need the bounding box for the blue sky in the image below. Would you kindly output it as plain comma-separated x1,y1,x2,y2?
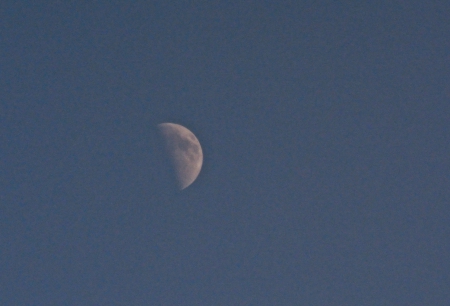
1,1,449,304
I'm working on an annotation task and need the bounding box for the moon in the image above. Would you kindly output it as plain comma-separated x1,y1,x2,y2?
157,123,203,190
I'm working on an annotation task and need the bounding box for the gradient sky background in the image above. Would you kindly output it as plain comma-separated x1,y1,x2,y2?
1,1,449,305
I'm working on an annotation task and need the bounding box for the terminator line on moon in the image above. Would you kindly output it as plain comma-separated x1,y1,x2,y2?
157,123,203,190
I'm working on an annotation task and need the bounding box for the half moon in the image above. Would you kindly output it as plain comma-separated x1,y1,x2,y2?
157,123,203,190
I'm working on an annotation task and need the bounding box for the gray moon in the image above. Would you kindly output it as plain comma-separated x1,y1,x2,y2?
157,123,203,190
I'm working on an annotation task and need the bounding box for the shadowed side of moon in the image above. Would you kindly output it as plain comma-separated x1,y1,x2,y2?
157,123,203,190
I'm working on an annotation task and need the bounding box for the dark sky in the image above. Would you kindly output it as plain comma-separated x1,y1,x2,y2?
1,1,449,305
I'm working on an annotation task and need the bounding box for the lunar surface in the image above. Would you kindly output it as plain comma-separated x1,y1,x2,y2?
157,123,203,190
